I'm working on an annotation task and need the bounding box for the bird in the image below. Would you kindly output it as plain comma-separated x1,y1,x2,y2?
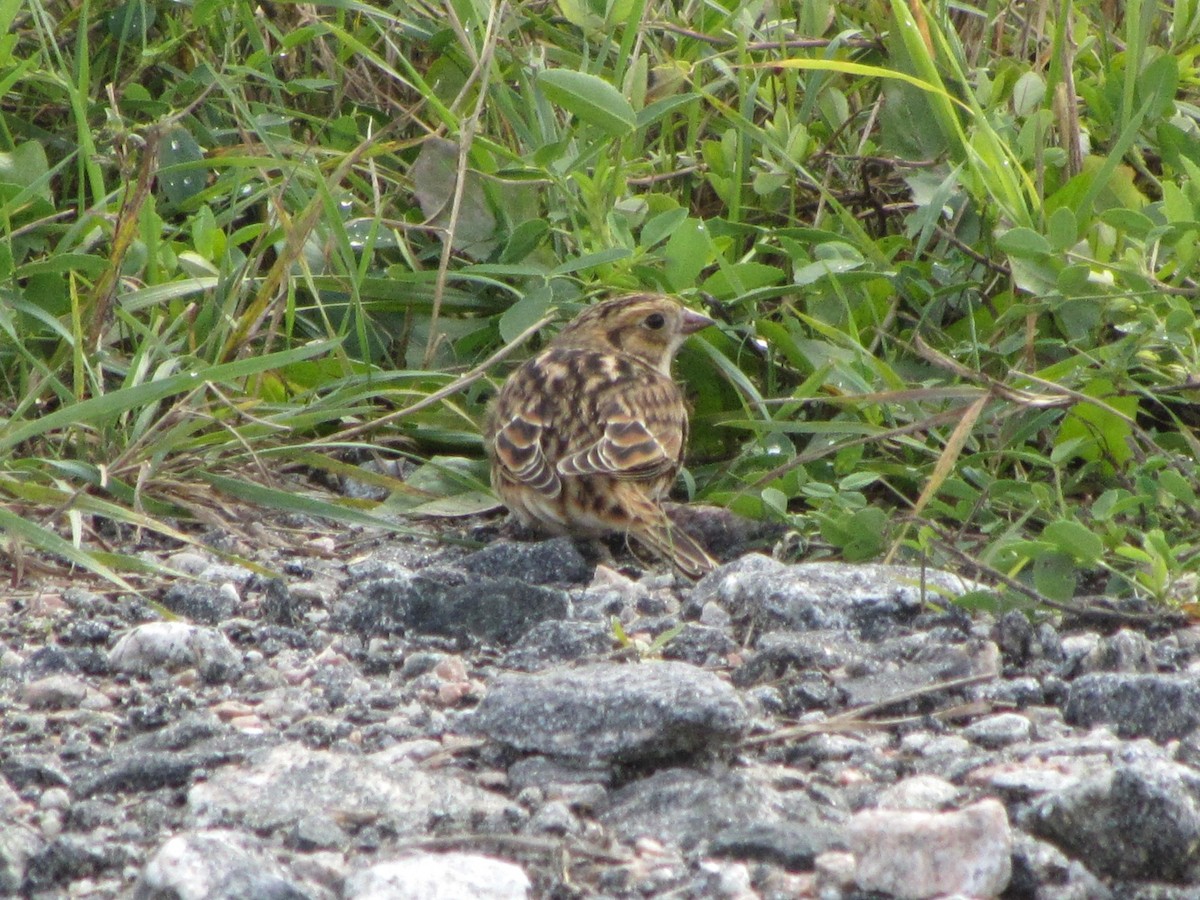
485,293,718,579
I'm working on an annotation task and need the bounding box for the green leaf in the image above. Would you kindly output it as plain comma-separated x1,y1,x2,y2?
820,507,886,561
640,207,688,250
158,126,206,206
1046,207,1077,251
537,69,636,137
0,340,339,455
1043,519,1104,565
499,219,549,264
997,226,1051,258
551,247,631,275
663,217,713,291
700,262,785,299
1033,551,1077,602
1159,469,1198,505
499,285,552,344
1054,378,1138,466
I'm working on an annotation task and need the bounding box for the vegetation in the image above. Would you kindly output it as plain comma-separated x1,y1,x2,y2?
3,0,1199,611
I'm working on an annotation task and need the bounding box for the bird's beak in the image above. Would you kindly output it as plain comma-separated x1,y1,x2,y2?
680,308,715,335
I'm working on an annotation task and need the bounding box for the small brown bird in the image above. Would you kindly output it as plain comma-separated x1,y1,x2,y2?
485,294,718,578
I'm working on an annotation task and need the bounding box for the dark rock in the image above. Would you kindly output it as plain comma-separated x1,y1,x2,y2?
732,630,858,687
663,503,787,562
160,583,237,625
19,647,80,679
472,661,747,762
460,537,592,585
1007,833,1112,900
1065,673,1200,741
23,834,122,891
501,620,613,671
1,754,70,790
1022,757,1200,881
599,767,820,851
60,619,113,646
261,579,303,627
335,569,571,645
708,821,844,868
660,623,737,666
996,610,1035,665
75,751,219,798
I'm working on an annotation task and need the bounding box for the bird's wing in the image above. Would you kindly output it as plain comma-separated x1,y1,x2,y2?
557,383,684,481
490,390,562,498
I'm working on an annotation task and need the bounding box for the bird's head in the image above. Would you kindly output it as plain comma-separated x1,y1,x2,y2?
550,294,714,375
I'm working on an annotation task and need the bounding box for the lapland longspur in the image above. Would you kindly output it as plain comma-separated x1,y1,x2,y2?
485,294,717,578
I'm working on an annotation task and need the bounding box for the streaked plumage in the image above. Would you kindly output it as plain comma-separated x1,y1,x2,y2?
485,294,717,578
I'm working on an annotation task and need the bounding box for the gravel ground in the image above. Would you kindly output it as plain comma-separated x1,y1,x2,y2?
3,494,1200,899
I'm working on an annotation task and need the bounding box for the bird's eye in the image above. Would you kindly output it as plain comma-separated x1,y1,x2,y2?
644,313,666,330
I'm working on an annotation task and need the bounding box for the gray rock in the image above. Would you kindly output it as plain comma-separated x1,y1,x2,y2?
335,570,570,645
160,582,239,625
22,833,125,893
964,712,1034,748
108,622,242,681
344,852,530,900
0,823,43,894
1065,673,1200,741
708,821,844,868
19,674,88,709
459,537,592,585
1007,834,1112,900
500,620,613,671
660,623,737,666
1022,757,1200,881
693,555,980,634
599,767,812,851
472,661,747,762
133,830,310,900
186,743,514,837
849,798,1012,899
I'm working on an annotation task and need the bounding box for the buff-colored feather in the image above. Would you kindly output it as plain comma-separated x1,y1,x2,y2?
485,294,717,579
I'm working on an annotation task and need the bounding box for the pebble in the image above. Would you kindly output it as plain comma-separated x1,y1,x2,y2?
471,660,747,761
5,532,1200,897
108,622,241,680
343,852,531,900
849,798,1013,898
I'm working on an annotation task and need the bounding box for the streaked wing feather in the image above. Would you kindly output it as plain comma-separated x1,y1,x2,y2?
491,396,562,498
557,389,682,480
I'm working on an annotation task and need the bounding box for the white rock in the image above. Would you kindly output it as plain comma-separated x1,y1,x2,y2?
850,798,1012,899
877,774,961,810
344,852,530,900
108,622,240,675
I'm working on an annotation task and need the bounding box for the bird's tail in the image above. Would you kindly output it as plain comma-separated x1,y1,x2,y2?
631,518,717,580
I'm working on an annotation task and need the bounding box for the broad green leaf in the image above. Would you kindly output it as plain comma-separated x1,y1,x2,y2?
158,126,206,206
499,285,552,344
1033,551,1077,602
537,69,636,137
997,227,1052,258
1043,519,1105,565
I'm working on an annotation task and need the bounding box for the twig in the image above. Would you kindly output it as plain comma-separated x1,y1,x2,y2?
742,672,997,747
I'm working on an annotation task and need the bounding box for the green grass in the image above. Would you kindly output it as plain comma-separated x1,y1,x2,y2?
3,0,1200,610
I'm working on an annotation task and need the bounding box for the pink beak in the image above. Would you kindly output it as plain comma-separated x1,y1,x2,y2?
681,308,715,335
